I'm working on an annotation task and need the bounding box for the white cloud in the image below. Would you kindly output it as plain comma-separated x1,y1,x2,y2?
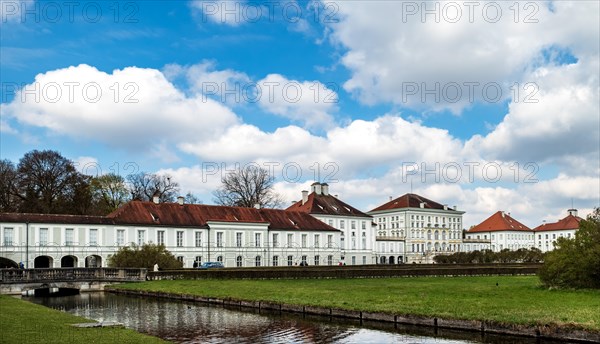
1,64,240,152
256,74,338,129
189,0,247,26
0,119,17,134
325,1,599,113
74,156,100,176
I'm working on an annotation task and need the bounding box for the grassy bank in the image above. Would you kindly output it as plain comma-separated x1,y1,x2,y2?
113,276,600,331
0,295,166,344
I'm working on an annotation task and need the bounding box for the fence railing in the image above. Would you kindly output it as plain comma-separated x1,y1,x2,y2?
0,268,147,284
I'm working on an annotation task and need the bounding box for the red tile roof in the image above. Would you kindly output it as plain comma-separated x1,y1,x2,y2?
286,192,371,218
108,201,339,231
468,211,531,233
369,193,458,213
533,214,582,232
0,201,338,232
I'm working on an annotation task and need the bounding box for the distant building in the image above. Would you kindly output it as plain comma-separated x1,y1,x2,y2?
368,193,464,264
0,199,341,269
464,211,533,252
533,209,582,252
286,182,376,265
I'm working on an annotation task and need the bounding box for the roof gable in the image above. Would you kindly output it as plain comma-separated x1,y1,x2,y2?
534,214,582,231
286,192,371,218
468,211,531,233
369,193,456,213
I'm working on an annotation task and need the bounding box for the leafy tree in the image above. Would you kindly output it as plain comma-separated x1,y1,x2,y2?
127,172,179,203
15,150,92,214
0,160,19,212
213,165,283,208
91,173,129,214
539,208,600,289
108,243,183,270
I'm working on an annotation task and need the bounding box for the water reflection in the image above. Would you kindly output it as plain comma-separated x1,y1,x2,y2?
25,293,568,344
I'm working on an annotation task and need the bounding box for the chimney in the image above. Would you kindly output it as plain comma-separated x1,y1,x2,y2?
443,204,448,210
254,203,260,209
419,202,425,209
501,211,505,218
568,209,578,217
453,205,457,210
321,183,329,195
389,196,393,201
334,194,338,198
153,195,160,204
301,190,309,205
177,196,184,205
311,182,322,195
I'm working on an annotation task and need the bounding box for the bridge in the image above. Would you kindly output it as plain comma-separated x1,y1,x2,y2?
0,268,147,295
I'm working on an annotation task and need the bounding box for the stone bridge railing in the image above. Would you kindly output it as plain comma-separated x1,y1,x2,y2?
0,268,147,284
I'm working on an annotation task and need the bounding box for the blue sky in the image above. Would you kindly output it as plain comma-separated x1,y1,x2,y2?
1,0,599,227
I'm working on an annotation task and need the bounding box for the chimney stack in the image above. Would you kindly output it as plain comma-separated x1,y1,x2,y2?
453,205,457,210
419,202,425,209
177,196,184,205
501,211,505,218
389,196,393,201
443,204,448,210
311,182,322,195
301,190,309,205
321,183,329,195
254,203,260,209
568,209,578,217
153,196,160,204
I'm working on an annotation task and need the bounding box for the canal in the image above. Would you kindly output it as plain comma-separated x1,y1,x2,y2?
24,292,568,343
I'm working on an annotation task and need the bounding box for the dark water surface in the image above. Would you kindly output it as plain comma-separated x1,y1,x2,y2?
25,292,567,344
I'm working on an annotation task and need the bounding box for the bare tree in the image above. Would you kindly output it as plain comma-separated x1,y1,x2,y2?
0,160,19,212
184,192,202,204
127,172,180,203
15,150,91,214
213,165,284,208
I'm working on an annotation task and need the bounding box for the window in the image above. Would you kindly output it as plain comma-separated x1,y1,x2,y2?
66,228,74,246
327,234,333,248
314,234,320,248
273,233,279,247
255,255,261,267
273,255,279,266
287,255,293,266
328,219,334,226
361,221,366,230
340,234,345,248
89,229,98,246
236,232,243,247
287,233,293,247
351,221,356,229
301,234,307,248
255,233,261,247
340,220,345,229
195,256,202,265
314,255,320,266
39,228,48,246
362,256,367,265
195,232,202,247
351,256,356,265
137,230,145,245
176,231,184,247
361,233,366,250
236,256,243,267
301,255,307,264
3,228,13,246
216,232,223,247
327,255,333,265
157,230,165,245
117,230,125,246
177,256,184,265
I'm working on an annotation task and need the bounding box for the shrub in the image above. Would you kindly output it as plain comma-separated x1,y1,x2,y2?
538,208,600,289
108,243,183,270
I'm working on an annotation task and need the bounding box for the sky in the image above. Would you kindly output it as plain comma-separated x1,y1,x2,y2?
1,0,599,228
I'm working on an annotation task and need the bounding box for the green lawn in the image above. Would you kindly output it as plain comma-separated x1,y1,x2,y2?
0,295,167,344
114,276,600,331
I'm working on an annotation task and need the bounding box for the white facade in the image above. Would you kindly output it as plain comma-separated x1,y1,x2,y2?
368,198,465,264
463,230,535,252
311,215,375,265
0,203,342,269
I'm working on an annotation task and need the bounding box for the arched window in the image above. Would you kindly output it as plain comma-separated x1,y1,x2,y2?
442,231,446,240
434,230,439,240
255,255,261,267
427,230,432,240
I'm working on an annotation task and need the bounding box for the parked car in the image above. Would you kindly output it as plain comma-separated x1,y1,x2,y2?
199,262,224,269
